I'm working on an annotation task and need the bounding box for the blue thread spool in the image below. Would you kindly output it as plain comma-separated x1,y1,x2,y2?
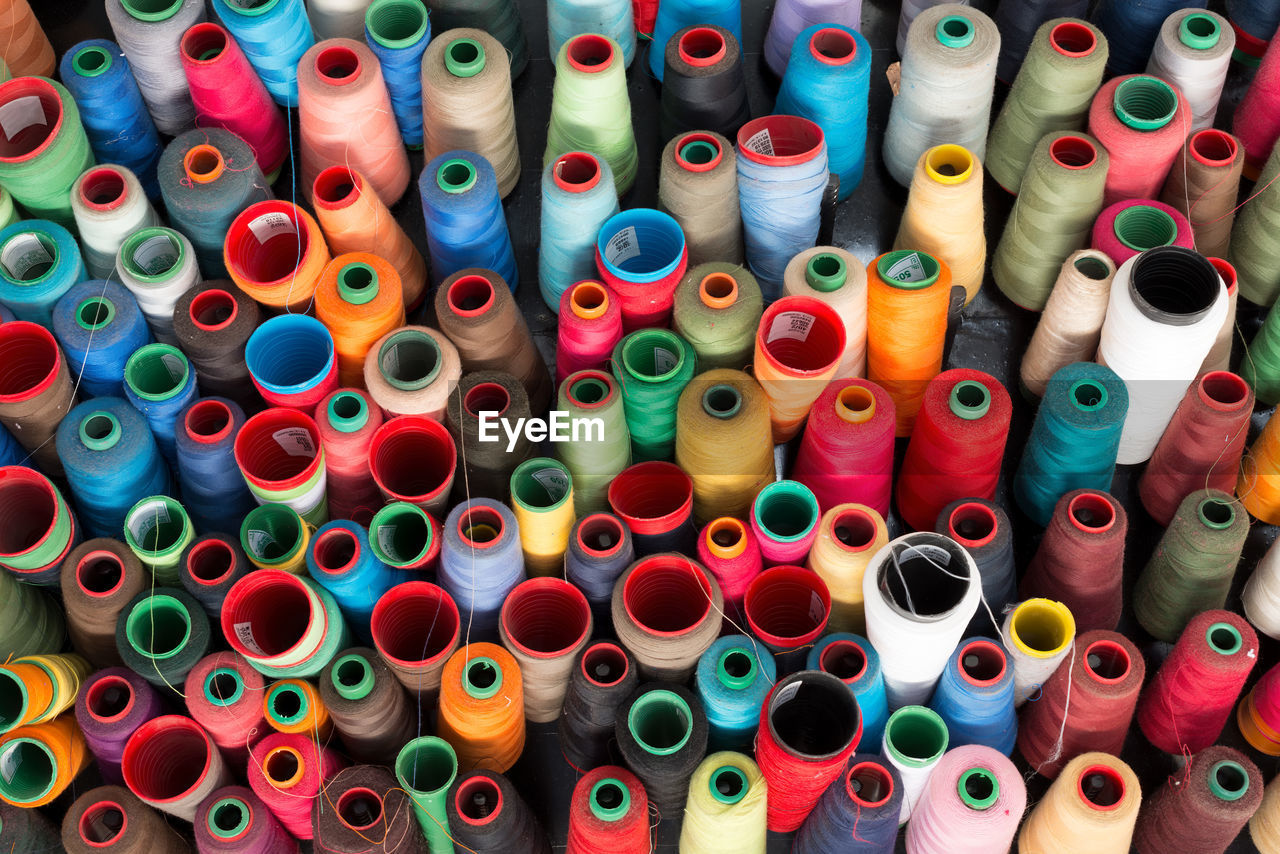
244,314,338,410
694,635,777,752
123,343,198,468
808,633,889,750
420,151,518,289
929,637,1018,756
539,151,620,311
0,220,87,328
174,397,256,535
52,280,152,399
365,0,432,148
307,519,395,642
211,0,316,106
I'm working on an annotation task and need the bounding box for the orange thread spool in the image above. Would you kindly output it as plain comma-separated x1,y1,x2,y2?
224,201,331,312
312,166,427,310
752,295,847,443
262,678,332,739
436,642,525,774
0,0,55,78
865,249,952,436
0,715,89,807
1240,412,1280,525
314,253,406,387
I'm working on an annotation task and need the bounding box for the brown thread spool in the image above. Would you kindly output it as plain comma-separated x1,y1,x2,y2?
1019,250,1116,398
1160,129,1245,260
435,269,552,415
611,553,724,682
311,764,426,854
674,368,774,523
1017,752,1141,854
445,370,533,502
1134,745,1262,854
171,281,262,412
0,0,55,78
62,785,191,854
319,647,416,766
0,320,76,474
658,131,743,266
59,538,150,668
363,325,462,421
370,581,461,703
499,577,593,723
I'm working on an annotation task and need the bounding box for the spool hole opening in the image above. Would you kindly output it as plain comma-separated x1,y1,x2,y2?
331,393,364,422
960,641,1006,684
819,640,867,682
1073,382,1105,408
712,767,746,802
709,517,744,550
370,505,433,565
77,554,124,595
210,800,247,837
770,675,859,756
1199,498,1235,528
880,537,970,617
1192,130,1237,165
125,597,190,657
85,675,133,721
629,691,692,754
1207,623,1243,655
314,528,357,573
368,0,427,41
78,803,125,844
185,399,232,441
702,384,741,418
372,585,459,663
837,385,875,417
812,28,855,61
206,671,241,704
577,515,622,554
700,272,737,302
460,506,503,545
1079,766,1124,809
756,487,817,539
1213,762,1248,798
1049,136,1098,169
948,503,996,547
379,331,441,388
1050,21,1096,55
832,509,877,550
847,763,892,807
582,643,628,686
0,476,56,556
1,233,56,281
1113,77,1178,128
554,152,600,188
187,539,234,582
337,787,383,830
265,748,300,785
1074,256,1111,280
184,146,223,182
398,739,455,793
313,168,358,205
568,375,610,407
568,34,613,69
595,781,625,809
679,138,720,166
270,685,304,721
80,169,126,208
316,46,360,81
503,581,589,654
1085,641,1130,682
73,47,111,75
80,412,114,443
1011,602,1071,653
464,383,510,417
0,81,60,159
189,290,237,331
1069,493,1115,531
571,282,607,313
457,777,502,823
77,298,114,331
447,274,493,314
466,660,497,691
678,27,726,64
181,24,226,61
1202,371,1249,406
335,658,369,690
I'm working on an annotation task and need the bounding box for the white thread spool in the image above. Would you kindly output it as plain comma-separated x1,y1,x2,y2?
1001,598,1075,706
1243,537,1280,640
311,0,375,39
882,704,949,824
862,531,981,708
1096,246,1226,464
883,4,1000,188
71,166,160,281
115,226,202,346
897,0,970,54
1145,10,1234,132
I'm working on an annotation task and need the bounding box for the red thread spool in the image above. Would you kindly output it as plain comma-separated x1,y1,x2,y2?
557,280,623,383
314,388,384,525
696,516,762,620
1088,74,1192,206
566,766,651,853
1233,32,1280,177
1140,371,1253,526
1017,631,1144,778
791,379,896,517
594,209,690,332
756,670,861,832
233,407,325,503
0,465,76,585
1137,610,1258,755
744,566,831,659
607,460,695,555
182,651,266,768
370,580,461,697
220,570,334,673
121,715,229,822
1091,199,1195,265
246,731,344,840
179,22,288,177
368,415,457,517
895,369,1012,532
1237,661,1280,755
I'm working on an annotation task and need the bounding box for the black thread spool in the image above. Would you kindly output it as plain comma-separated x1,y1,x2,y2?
444,770,552,854
660,25,751,144
615,681,709,815
559,641,639,770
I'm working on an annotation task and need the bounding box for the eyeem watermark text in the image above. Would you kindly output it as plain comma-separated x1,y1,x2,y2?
477,411,605,452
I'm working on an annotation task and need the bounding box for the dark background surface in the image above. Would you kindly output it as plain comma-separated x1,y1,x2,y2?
29,0,1280,850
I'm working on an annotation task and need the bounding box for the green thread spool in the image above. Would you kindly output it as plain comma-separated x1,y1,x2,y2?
555,370,632,515
1230,142,1280,306
992,132,1109,310
122,496,194,586
545,34,638,195
1242,294,1280,404
610,328,696,462
0,571,63,659
0,78,93,228
1133,490,1249,642
396,737,457,853
986,19,1108,193
671,263,764,372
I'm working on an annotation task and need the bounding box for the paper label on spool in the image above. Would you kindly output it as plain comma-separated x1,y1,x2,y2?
530,466,569,497
0,747,20,783
604,227,640,266
1,233,52,280
233,622,265,655
376,526,400,561
273,428,315,457
245,529,278,557
133,235,179,275
0,96,45,141
742,128,775,156
767,311,815,343
248,212,296,243
161,352,186,381
885,252,929,283
653,347,678,373
774,680,801,705
129,501,170,545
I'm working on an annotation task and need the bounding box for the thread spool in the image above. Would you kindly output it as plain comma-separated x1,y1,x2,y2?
906,745,1026,853
756,670,860,831
0,716,84,809
115,586,209,689
209,0,312,107
421,30,521,199
556,373,630,517
680,753,767,854
0,466,78,586
0,0,53,77
1138,610,1257,755
743,566,830,671
311,399,385,525
322,648,415,766
234,407,328,526
883,6,999,188
447,371,535,502
313,764,425,854
614,682,708,815
509,458,576,577
804,634,886,751
793,755,902,854
675,369,773,522
695,517,761,621
658,131,743,267
1098,247,1226,464
1019,250,1116,395
896,370,1011,532
104,0,205,133
863,532,981,707
312,168,426,310
182,652,265,766
610,330,696,462
752,295,846,443
113,227,199,347
1232,25,1280,177
612,553,723,682
735,115,828,299
1240,534,1280,638
693,635,775,752
179,534,249,619
57,399,172,540
1092,0,1197,71
1145,10,1233,134
1135,746,1262,854
545,34,637,195
541,154,620,312
61,540,149,667
1228,140,1280,306
779,249,866,378
0,220,87,328
1253,777,1280,854
120,715,228,820
179,23,288,180
171,282,260,411
59,40,162,198
240,504,311,575
0,653,89,734
225,201,330,313
555,643,634,773
368,501,441,573
315,255,406,389
1240,662,1280,754
893,145,986,303
195,785,297,854
437,643,525,773
1088,74,1192,206
0,78,93,227
549,0,637,67
594,208,689,331
934,499,1017,630
436,269,549,412
368,416,456,517
63,785,191,854
986,20,1107,193
221,569,352,679
567,766,650,853
1018,630,1144,777
557,282,624,383
307,521,395,640
362,0,431,150
499,578,592,722
1091,199,1195,267
0,566,63,659
748,481,819,567
53,281,151,399
396,736,458,851
928,638,1016,755
246,732,344,839
879,705,949,823
1001,598,1075,706
263,678,330,739
422,159,519,292
565,514,634,622
804,507,888,633
246,323,338,417
792,380,894,517
649,0,742,78
70,166,159,281
1020,490,1126,632
364,326,462,421
369,580,460,700
176,399,254,535
660,26,751,143
1017,753,1140,854
1158,131,1243,264
445,770,552,854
